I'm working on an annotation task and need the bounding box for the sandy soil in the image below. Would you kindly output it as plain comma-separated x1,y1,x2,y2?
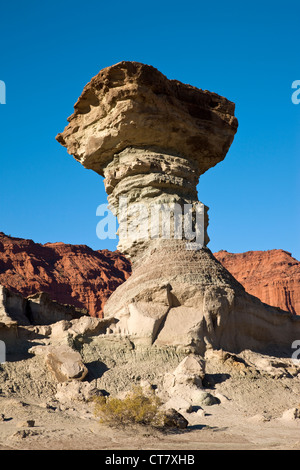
1,329,300,451
0,396,299,451
1,358,300,451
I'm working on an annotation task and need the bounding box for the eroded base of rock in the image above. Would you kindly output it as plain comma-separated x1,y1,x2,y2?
103,244,300,357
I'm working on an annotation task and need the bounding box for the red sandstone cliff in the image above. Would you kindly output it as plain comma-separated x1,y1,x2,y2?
214,249,300,316
0,232,131,317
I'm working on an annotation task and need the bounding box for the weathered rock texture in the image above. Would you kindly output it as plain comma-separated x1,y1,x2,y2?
0,232,131,317
45,345,88,382
214,250,300,316
57,61,238,259
56,61,238,178
0,283,89,360
57,61,300,356
0,285,85,328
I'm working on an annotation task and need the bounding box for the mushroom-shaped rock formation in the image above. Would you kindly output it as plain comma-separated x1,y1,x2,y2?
56,61,238,259
57,61,300,356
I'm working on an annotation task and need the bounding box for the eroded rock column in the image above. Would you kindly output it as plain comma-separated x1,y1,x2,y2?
56,61,300,356
102,146,210,261
56,61,237,263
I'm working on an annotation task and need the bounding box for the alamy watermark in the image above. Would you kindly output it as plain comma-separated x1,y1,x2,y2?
0,340,6,363
0,80,6,104
96,197,205,250
291,80,300,105
291,340,300,365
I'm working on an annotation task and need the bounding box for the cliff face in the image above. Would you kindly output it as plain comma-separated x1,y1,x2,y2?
214,249,300,316
0,232,131,317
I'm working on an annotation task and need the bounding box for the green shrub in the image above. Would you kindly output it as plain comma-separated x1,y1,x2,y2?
93,386,164,428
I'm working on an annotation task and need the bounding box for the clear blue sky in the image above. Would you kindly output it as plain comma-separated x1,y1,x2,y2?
0,0,299,259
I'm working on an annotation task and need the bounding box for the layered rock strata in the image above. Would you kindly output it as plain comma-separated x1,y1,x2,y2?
57,61,238,260
0,232,131,317
57,61,300,356
214,249,300,316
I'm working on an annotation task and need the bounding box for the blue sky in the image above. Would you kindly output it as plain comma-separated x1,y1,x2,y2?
0,0,299,259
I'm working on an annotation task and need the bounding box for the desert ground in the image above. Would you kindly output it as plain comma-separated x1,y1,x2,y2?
0,345,299,451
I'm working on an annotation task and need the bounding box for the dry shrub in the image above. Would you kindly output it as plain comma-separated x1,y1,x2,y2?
93,386,164,428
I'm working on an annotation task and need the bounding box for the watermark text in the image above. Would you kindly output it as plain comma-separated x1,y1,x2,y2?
96,198,205,250
291,80,300,105
291,340,300,365
0,80,6,104
0,340,6,363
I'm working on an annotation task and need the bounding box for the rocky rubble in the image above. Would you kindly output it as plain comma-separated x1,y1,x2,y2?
0,297,300,449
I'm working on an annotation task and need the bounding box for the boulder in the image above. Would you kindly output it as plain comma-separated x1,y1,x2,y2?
67,315,117,337
171,354,205,387
45,345,88,382
163,355,207,405
124,302,169,344
161,396,193,414
162,409,189,429
190,391,219,407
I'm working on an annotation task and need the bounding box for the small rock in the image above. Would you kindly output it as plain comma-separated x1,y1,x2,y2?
140,380,156,391
196,408,206,417
162,396,193,414
163,408,189,429
191,391,220,406
11,430,29,440
215,393,230,403
45,345,88,382
281,408,300,421
17,420,35,428
247,414,269,423
40,402,57,411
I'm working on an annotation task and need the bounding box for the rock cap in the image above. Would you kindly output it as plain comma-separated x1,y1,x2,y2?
56,61,238,176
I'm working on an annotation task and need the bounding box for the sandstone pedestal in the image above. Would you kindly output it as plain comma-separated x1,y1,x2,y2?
57,61,300,356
